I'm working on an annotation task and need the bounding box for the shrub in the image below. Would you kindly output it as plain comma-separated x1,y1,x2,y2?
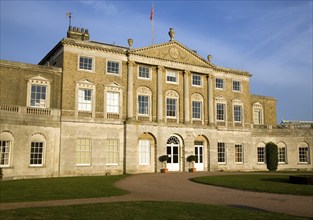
187,155,196,163
266,142,278,171
159,155,169,163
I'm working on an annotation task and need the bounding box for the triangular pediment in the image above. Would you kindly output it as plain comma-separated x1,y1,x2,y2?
131,41,213,67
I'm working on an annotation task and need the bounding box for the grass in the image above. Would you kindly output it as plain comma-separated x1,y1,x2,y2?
0,201,310,220
192,173,313,195
0,175,128,203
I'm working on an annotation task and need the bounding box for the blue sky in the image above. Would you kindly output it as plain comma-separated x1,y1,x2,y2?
1,0,312,123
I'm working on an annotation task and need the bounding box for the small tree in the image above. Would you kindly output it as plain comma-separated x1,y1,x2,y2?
159,155,169,169
266,142,278,171
186,155,196,168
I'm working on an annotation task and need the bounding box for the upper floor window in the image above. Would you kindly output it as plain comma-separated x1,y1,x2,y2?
107,61,120,75
192,74,201,86
216,103,225,121
138,66,150,79
253,103,263,125
107,92,120,113
31,85,47,108
27,76,51,109
78,89,92,111
192,101,202,119
104,82,123,119
166,70,178,83
79,56,93,71
234,105,242,122
233,81,241,92
216,78,224,89
166,98,177,117
138,95,149,115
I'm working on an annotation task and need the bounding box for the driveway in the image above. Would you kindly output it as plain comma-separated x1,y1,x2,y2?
1,172,312,218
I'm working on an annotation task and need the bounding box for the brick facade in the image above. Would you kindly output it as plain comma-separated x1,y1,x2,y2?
0,27,312,179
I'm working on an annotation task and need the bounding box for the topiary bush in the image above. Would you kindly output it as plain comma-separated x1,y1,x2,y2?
266,142,278,171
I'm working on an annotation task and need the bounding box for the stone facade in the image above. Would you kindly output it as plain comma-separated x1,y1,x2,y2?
0,26,312,179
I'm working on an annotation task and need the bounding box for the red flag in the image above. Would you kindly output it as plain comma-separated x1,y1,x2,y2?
150,3,154,21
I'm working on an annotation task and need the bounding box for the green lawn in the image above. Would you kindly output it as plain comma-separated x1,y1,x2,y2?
192,173,313,195
0,175,128,203
0,201,310,220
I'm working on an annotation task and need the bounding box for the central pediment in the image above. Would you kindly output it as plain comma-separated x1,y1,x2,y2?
130,41,213,67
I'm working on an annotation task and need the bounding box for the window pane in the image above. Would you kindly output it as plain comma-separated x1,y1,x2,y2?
139,140,150,165
30,85,47,108
139,66,150,79
107,92,119,113
166,70,177,83
234,105,242,122
79,57,93,70
166,98,177,117
30,142,43,165
192,101,201,119
216,103,225,121
138,95,149,115
216,78,224,89
76,138,91,165
106,139,119,164
217,143,226,163
0,140,11,166
107,61,120,74
233,81,241,91
192,75,201,86
78,89,92,111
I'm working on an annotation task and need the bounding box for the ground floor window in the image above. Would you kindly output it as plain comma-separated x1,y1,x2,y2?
30,142,43,166
0,140,11,167
235,144,243,163
139,140,150,165
278,147,286,163
299,147,309,163
257,147,265,163
76,138,91,166
217,142,226,163
106,139,119,165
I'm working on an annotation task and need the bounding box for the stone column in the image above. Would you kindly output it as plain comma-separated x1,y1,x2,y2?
184,70,190,124
208,75,214,125
127,61,135,119
157,66,164,122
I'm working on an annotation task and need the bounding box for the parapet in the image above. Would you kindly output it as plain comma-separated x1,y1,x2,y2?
67,26,90,41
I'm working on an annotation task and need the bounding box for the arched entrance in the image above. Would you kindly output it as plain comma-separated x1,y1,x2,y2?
166,135,181,171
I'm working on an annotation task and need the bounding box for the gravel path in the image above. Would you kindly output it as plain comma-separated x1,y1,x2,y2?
1,172,312,218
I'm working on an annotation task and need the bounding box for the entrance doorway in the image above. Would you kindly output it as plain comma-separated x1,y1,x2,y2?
194,141,204,171
166,136,180,171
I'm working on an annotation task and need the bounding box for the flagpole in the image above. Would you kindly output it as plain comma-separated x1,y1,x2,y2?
150,2,154,45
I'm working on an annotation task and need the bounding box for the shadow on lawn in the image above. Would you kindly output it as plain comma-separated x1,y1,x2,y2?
260,177,290,184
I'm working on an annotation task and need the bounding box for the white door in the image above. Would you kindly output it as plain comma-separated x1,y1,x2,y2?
167,145,179,171
194,143,204,171
166,136,180,171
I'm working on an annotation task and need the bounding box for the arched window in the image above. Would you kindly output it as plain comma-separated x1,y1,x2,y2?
253,102,264,125
30,133,46,167
191,93,204,123
298,142,310,163
0,131,14,167
137,86,152,121
277,142,287,163
257,142,266,163
165,90,179,123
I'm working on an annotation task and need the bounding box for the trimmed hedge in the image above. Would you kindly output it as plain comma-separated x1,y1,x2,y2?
266,142,278,171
